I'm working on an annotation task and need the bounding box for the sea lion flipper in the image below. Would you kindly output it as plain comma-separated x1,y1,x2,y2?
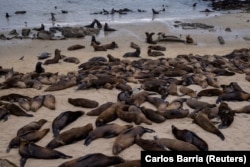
143,127,155,133
20,157,27,167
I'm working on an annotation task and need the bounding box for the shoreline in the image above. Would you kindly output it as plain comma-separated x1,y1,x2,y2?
0,12,250,167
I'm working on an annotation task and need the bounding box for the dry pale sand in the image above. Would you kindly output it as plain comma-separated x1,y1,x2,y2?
0,13,250,167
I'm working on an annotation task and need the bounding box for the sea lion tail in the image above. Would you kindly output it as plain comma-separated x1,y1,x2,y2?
84,135,93,146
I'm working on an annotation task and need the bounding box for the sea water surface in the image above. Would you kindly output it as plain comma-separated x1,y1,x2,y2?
0,0,213,31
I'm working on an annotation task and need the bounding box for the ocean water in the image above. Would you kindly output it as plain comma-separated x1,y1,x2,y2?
0,0,212,31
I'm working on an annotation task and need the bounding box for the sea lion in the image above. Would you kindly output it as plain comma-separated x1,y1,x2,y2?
147,49,164,57
140,106,166,123
18,98,31,111
43,94,56,110
67,44,85,51
161,108,189,119
218,102,234,129
6,128,50,153
126,91,157,106
186,98,216,110
38,52,51,60
186,35,194,44
113,159,141,167
5,103,33,117
19,139,72,167
68,98,99,108
112,126,155,155
197,88,223,98
63,57,80,64
0,106,10,121
148,45,166,51
191,112,225,140
135,135,167,151
43,49,61,65
145,32,157,44
104,23,117,31
30,95,44,112
46,123,93,149
179,86,197,98
95,103,118,127
234,104,250,114
171,125,208,151
84,123,133,146
33,24,45,31
153,136,199,151
130,42,140,49
52,110,84,137
92,42,107,51
35,62,45,73
90,35,101,45
116,104,152,125
145,96,168,113
58,153,125,167
17,119,47,137
216,91,250,104
87,102,114,116
0,93,31,102
102,41,119,49
117,91,131,103
123,48,140,58
45,77,77,91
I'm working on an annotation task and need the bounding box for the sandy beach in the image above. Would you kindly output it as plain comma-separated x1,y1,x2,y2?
0,12,250,167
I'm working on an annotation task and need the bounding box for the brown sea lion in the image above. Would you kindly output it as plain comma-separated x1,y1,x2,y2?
52,110,84,137
42,94,56,110
18,98,31,111
30,95,44,112
58,153,125,167
6,128,50,153
84,123,133,146
216,91,250,104
46,123,93,149
135,135,167,151
186,98,216,110
102,41,119,49
0,93,31,102
0,106,10,121
191,112,225,140
68,98,99,108
197,88,223,98
140,106,166,123
87,102,114,116
179,86,197,98
113,159,141,167
112,126,155,155
161,108,189,119
67,44,85,50
116,104,152,125
95,103,118,127
43,49,61,65
17,119,47,137
171,125,208,151
45,77,77,91
35,62,45,73
126,91,157,106
218,102,234,129
234,104,250,114
146,96,168,113
153,136,199,151
19,139,72,167
189,106,219,120
63,57,80,64
130,42,140,49
92,42,107,51
123,48,140,58
5,103,33,117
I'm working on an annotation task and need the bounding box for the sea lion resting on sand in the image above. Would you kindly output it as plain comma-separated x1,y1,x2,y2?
218,102,234,129
68,98,99,108
123,48,140,58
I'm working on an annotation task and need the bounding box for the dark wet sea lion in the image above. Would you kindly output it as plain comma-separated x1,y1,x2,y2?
145,32,157,44
43,94,56,110
43,49,61,65
67,44,85,50
58,153,125,167
35,62,45,73
135,135,166,151
171,125,208,151
19,140,72,167
216,91,250,104
140,106,166,123
5,103,33,117
46,123,93,149
148,45,166,51
113,160,141,167
153,136,199,151
18,98,31,111
95,103,118,127
30,95,44,112
130,42,140,49
68,98,99,108
104,23,117,31
218,102,234,129
147,49,164,57
84,123,133,146
17,119,47,137
7,128,50,153
197,88,223,98
63,57,80,64
112,126,155,155
123,48,140,58
90,35,101,45
191,112,225,140
117,91,131,103
52,110,84,137
116,104,152,125
87,102,114,116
